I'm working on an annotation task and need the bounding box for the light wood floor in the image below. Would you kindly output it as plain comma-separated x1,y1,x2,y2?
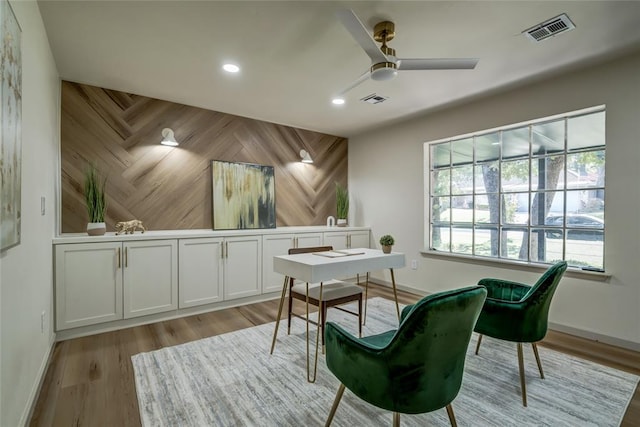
30,284,640,426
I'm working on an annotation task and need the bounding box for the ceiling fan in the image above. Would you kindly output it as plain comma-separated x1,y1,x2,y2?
335,9,479,97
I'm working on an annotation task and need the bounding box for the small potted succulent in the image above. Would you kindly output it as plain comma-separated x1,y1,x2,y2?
379,234,395,254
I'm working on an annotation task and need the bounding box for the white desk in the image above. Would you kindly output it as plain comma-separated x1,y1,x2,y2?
269,248,405,382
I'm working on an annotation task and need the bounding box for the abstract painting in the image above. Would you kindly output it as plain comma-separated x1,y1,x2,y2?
1,0,21,250
212,160,275,230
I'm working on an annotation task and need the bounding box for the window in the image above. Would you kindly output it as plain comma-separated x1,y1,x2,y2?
427,107,605,270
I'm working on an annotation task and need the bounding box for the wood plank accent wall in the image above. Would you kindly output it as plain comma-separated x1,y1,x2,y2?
60,81,348,232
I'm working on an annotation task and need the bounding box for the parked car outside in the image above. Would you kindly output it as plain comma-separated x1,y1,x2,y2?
544,214,604,241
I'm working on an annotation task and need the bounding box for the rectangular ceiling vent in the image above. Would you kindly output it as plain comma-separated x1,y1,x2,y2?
360,93,388,105
523,13,575,42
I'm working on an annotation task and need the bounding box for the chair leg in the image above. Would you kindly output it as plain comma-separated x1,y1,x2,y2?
517,342,527,407
325,384,346,427
475,334,483,355
321,302,328,351
363,272,369,326
392,412,400,427
358,296,363,338
445,404,458,427
287,279,293,335
531,342,545,379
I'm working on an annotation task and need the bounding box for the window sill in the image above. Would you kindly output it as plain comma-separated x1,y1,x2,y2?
419,249,611,281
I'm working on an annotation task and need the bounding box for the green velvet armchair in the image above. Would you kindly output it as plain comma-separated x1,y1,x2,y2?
474,261,567,407
324,286,487,427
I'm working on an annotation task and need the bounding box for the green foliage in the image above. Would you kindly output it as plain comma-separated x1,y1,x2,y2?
379,234,395,246
84,164,107,223
335,182,349,219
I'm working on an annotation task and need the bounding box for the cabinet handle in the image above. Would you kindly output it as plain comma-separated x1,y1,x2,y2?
221,242,225,259
116,247,121,269
225,241,229,258
125,247,128,267
294,237,298,248
347,234,351,248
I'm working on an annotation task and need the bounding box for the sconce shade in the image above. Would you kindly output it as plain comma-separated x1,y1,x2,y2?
161,128,178,146
300,149,313,163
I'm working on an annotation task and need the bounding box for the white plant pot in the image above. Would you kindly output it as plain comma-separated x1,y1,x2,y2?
337,218,347,227
87,222,106,236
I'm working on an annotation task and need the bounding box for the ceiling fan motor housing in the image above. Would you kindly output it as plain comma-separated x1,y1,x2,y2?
370,62,398,81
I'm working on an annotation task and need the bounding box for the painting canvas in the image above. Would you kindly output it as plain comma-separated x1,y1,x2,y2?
0,0,21,250
212,160,276,230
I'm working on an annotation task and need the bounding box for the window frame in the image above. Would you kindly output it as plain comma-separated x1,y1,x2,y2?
424,105,606,270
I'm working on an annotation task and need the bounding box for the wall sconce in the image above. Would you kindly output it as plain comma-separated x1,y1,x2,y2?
161,128,179,146
299,149,313,163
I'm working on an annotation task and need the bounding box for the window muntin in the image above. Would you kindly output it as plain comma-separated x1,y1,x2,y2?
427,107,605,270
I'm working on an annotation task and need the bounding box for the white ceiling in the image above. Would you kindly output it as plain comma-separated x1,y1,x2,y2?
38,1,640,138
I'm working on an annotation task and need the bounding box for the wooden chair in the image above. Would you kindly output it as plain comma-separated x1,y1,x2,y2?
287,246,363,345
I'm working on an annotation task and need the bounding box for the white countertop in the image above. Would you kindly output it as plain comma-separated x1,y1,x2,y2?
53,226,371,244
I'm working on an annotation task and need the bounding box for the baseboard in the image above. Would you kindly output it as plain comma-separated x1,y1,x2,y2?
369,278,640,353
22,333,57,426
548,322,640,352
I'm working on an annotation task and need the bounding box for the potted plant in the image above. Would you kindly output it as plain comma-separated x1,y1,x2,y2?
336,182,349,226
379,234,395,254
84,163,107,236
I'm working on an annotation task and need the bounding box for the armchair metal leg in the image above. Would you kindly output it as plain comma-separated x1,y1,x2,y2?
517,342,527,407
392,412,400,427
531,342,545,379
325,384,346,427
445,404,458,427
475,334,483,355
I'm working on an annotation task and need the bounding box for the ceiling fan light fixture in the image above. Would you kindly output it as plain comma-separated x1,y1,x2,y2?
370,62,398,81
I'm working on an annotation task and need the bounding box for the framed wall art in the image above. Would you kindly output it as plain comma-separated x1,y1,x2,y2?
1,0,22,251
211,160,276,230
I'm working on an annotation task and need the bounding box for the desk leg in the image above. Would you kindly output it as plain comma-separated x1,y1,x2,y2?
270,275,289,355
306,281,323,383
390,268,400,320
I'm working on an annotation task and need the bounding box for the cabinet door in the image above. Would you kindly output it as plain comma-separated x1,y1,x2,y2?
323,231,348,250
295,232,323,249
179,238,224,308
123,240,178,319
55,242,123,330
262,234,294,293
224,236,262,300
349,231,370,249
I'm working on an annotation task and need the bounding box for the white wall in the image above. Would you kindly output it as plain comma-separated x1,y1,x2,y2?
350,52,640,349
0,1,59,425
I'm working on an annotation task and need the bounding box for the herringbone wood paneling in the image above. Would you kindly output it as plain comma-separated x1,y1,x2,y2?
61,81,347,232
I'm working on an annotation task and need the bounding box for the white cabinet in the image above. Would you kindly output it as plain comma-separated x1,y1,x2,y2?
55,242,123,330
55,240,178,330
178,238,224,308
178,235,261,307
262,232,323,293
323,230,370,250
123,240,178,319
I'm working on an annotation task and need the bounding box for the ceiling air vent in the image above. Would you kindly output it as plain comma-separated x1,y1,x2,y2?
360,93,389,105
523,13,575,42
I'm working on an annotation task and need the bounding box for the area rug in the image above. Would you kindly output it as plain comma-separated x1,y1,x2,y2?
132,298,638,426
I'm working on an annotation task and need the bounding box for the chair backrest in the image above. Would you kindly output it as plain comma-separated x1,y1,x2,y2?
288,246,333,255
520,261,567,340
367,286,487,414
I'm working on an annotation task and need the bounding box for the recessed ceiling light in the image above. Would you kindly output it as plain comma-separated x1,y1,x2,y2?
332,98,345,105
223,63,240,73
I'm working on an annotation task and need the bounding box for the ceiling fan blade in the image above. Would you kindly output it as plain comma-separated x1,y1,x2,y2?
336,9,389,64
397,58,479,70
337,70,371,96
